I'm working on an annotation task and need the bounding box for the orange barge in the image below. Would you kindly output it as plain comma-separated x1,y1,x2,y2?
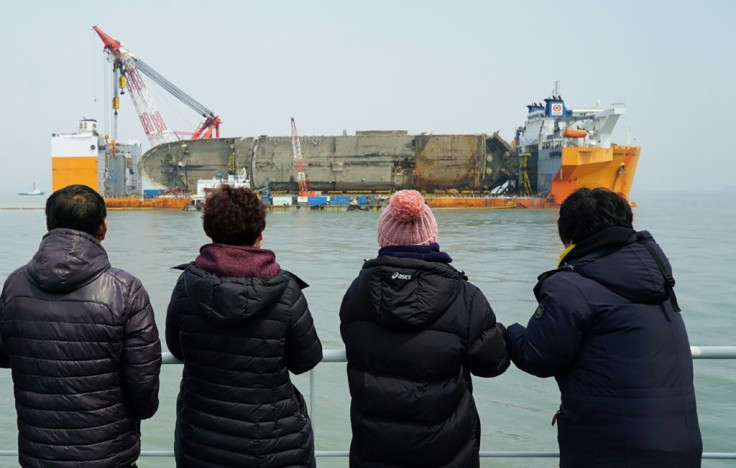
425,196,552,209
104,196,191,210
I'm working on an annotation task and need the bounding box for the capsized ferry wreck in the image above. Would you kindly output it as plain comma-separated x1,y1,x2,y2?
92,26,637,208
139,90,639,208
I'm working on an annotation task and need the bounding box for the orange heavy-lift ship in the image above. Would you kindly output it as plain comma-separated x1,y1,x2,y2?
425,84,640,209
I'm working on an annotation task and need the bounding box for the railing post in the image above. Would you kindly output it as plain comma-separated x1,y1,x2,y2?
310,368,315,430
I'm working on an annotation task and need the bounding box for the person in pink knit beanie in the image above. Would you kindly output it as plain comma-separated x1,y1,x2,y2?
340,189,510,468
377,190,438,247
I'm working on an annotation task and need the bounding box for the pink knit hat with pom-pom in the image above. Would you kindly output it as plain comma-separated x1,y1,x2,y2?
377,190,438,247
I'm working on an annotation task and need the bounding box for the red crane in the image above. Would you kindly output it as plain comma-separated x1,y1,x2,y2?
290,117,310,196
93,26,221,147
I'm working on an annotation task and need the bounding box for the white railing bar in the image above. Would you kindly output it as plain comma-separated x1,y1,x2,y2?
0,450,734,459
161,346,736,364
690,346,736,358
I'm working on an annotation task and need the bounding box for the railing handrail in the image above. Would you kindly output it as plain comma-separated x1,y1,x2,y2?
2,346,734,460
161,345,736,364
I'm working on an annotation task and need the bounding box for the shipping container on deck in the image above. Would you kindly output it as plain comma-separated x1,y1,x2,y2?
330,196,353,205
272,196,293,206
308,196,329,206
144,189,165,198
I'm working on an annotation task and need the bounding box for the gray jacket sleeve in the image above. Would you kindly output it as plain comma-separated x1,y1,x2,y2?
123,278,162,419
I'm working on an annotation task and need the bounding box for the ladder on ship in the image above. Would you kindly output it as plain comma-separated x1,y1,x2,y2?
520,152,533,196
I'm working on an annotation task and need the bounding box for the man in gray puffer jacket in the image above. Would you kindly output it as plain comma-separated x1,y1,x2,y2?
0,184,161,468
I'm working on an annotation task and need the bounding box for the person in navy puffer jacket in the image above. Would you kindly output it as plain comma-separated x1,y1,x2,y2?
507,187,702,468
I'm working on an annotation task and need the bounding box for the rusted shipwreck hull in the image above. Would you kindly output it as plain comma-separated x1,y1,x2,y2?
139,131,516,193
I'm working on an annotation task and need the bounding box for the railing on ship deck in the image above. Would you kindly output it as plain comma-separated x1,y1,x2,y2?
1,346,735,461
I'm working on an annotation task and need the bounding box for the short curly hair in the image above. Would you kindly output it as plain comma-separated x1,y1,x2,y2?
557,187,633,245
202,186,266,245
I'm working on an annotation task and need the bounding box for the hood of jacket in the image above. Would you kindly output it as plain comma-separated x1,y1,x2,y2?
24,228,111,293
551,227,672,304
358,255,465,329
181,264,307,323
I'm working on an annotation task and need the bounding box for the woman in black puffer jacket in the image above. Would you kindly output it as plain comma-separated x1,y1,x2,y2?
340,190,510,468
166,186,322,467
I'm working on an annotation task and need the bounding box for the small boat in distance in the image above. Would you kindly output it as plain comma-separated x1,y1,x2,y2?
18,183,46,196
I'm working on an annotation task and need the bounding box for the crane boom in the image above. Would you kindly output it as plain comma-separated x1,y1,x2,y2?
93,25,221,146
134,58,215,118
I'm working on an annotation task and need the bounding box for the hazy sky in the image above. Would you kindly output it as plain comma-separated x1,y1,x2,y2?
1,0,734,195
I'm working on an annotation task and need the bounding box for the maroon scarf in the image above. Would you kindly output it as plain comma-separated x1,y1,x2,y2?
195,243,281,279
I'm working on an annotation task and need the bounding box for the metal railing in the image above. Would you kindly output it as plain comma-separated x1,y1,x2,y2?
2,345,735,460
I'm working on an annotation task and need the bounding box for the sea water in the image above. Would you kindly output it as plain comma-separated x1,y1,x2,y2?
0,191,734,468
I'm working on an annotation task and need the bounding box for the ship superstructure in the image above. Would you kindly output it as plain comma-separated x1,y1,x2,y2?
191,168,251,209
51,119,106,193
104,141,143,198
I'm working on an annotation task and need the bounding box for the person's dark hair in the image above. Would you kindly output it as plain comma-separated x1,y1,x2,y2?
203,186,266,245
557,187,633,245
46,185,107,237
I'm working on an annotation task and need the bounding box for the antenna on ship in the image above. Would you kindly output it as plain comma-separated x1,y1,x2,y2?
552,80,561,98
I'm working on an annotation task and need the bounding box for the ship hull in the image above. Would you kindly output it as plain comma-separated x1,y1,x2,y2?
546,145,640,204
139,132,515,195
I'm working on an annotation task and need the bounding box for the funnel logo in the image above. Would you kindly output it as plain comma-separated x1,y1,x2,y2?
392,272,412,280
